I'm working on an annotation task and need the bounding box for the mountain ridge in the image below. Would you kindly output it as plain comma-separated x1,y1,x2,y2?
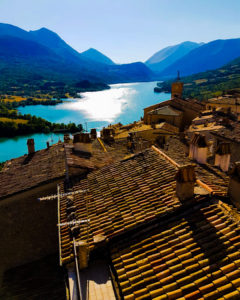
81,48,115,65
0,23,154,84
145,41,202,73
159,38,240,79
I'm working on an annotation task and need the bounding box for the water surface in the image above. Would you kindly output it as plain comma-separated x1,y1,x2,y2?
19,82,170,130
1,82,170,161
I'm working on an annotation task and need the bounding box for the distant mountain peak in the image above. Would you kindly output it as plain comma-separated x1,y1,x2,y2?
145,41,202,73
81,48,115,65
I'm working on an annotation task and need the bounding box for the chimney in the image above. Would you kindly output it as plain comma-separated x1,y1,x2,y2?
101,128,114,143
90,128,97,139
75,241,89,270
189,133,208,164
27,138,35,154
73,133,92,155
64,133,70,143
214,142,231,172
175,164,196,202
228,162,240,209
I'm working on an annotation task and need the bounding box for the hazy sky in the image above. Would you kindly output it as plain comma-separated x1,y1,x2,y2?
0,0,239,63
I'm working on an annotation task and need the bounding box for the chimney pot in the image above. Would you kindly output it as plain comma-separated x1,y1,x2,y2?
215,142,231,172
175,164,196,202
73,133,92,155
27,138,35,154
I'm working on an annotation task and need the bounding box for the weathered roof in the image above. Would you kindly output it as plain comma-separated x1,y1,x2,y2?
163,136,229,195
0,143,66,199
211,122,240,144
148,105,182,116
208,95,240,105
59,148,181,264
111,199,240,300
65,139,119,171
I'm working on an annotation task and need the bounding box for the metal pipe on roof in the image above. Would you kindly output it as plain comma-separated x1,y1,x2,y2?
73,238,83,300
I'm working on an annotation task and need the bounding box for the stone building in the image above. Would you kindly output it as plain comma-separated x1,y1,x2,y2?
206,91,240,118
1,129,240,299
58,143,240,300
0,141,66,283
143,80,205,131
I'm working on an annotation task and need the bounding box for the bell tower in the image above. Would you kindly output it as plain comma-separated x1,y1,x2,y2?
171,71,183,99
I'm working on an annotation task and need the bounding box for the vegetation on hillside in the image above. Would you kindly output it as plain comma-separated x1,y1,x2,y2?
0,74,110,104
155,57,240,101
0,102,83,137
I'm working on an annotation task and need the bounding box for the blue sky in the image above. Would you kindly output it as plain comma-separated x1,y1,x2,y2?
0,0,239,63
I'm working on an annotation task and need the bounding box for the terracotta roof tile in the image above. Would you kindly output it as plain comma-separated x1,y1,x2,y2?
110,201,240,300
162,136,229,195
0,143,65,199
59,149,181,264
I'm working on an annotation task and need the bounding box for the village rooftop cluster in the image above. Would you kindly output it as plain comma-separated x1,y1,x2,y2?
1,79,240,300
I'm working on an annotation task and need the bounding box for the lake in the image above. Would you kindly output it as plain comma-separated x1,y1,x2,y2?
0,81,170,162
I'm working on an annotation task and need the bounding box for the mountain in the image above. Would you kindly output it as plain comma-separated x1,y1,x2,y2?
0,23,154,84
159,38,240,79
29,27,84,64
0,23,30,40
81,48,115,65
158,55,240,100
145,41,202,73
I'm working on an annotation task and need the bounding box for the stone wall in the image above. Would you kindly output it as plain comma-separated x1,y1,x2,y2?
0,180,62,277
147,113,182,128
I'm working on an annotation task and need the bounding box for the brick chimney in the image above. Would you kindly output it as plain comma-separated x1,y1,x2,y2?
214,142,231,172
27,138,35,154
175,164,196,202
228,162,240,209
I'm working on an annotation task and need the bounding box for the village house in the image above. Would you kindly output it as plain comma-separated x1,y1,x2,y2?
206,90,240,119
143,79,205,131
58,142,240,300
0,133,132,299
1,87,240,299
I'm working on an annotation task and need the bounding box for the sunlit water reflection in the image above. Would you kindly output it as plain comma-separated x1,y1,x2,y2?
1,81,171,161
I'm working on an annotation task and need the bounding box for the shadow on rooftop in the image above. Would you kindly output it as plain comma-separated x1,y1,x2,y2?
79,259,112,300
183,202,229,272
22,152,35,165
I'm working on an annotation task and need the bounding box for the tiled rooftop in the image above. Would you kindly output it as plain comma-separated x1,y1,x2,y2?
148,106,182,116
211,122,240,144
113,122,179,140
65,139,120,171
162,136,229,195
59,148,181,264
110,200,240,300
208,95,240,105
0,143,66,199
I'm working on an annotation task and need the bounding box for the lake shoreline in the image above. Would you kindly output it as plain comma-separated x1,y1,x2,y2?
1,82,171,162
